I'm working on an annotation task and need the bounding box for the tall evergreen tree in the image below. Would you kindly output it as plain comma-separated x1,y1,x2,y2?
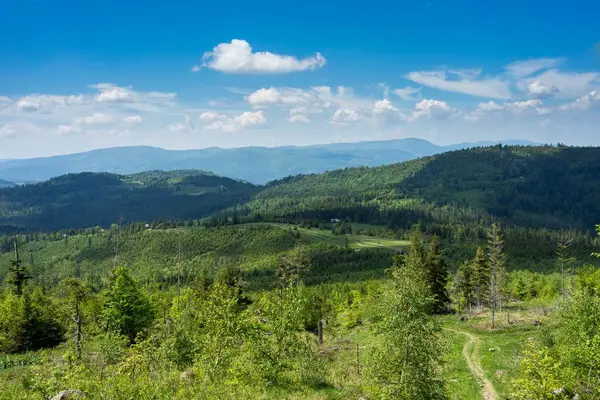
367,238,446,399
103,266,154,343
455,261,475,312
472,247,490,310
7,238,31,296
425,235,450,314
556,230,576,300
487,223,507,329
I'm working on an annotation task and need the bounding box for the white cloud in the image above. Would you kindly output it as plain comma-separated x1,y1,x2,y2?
0,96,11,106
288,114,310,124
412,99,454,120
246,87,319,108
0,125,16,137
406,70,511,99
288,108,313,124
93,84,135,102
201,110,267,132
526,80,559,99
520,69,599,98
123,115,143,124
199,112,227,121
558,90,600,111
393,86,421,100
373,99,406,121
505,58,563,78
234,110,266,126
504,99,543,115
191,65,201,72
332,109,362,124
200,39,326,74
168,115,195,133
16,99,41,112
477,101,504,112
57,124,82,135
75,113,114,125
447,68,482,80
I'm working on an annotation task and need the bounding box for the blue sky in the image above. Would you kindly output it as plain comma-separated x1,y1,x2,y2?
0,0,599,158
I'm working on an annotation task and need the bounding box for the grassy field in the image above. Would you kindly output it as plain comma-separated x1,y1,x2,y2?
253,223,410,251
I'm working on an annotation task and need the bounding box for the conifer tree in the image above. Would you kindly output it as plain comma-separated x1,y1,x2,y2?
472,247,489,310
487,223,506,329
425,235,450,314
7,238,31,296
367,233,446,399
456,261,475,312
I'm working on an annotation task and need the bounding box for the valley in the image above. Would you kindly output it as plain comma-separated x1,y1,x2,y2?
0,144,598,399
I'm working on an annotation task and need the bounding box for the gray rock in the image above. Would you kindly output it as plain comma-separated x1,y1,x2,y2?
180,370,197,382
51,390,85,400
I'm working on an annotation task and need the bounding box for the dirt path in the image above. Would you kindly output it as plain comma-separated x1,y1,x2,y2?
445,328,498,400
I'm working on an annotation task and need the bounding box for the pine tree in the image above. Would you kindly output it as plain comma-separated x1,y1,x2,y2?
367,235,446,399
487,223,506,329
472,247,489,310
103,266,154,343
7,238,31,296
556,230,575,300
456,261,475,312
425,235,450,314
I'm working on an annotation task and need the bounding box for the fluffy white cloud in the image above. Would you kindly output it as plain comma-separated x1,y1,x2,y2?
93,84,135,102
199,39,326,74
75,113,113,125
477,101,504,112
288,108,313,124
412,99,454,120
526,80,559,99
16,99,41,112
373,99,406,121
235,111,266,126
201,111,267,132
123,115,143,124
520,69,599,98
465,101,504,121
393,86,421,100
332,109,362,124
406,70,511,99
246,87,319,108
558,90,600,111
199,112,227,121
505,58,563,78
504,99,543,115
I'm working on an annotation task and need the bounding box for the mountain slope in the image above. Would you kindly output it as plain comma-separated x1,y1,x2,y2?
0,139,539,184
0,170,257,230
244,145,600,230
0,179,14,188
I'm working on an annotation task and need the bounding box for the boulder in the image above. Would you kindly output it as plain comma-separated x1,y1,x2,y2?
180,370,197,382
51,390,85,400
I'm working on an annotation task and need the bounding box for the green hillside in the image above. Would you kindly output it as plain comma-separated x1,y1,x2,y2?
0,170,257,231
246,145,600,230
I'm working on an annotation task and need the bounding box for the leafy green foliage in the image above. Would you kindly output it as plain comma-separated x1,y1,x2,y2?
0,288,64,353
366,235,447,399
102,267,154,342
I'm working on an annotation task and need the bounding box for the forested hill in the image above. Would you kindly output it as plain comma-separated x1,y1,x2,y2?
0,170,257,230
245,145,600,230
0,179,14,188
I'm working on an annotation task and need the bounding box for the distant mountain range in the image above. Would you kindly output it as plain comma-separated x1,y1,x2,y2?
0,138,539,185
